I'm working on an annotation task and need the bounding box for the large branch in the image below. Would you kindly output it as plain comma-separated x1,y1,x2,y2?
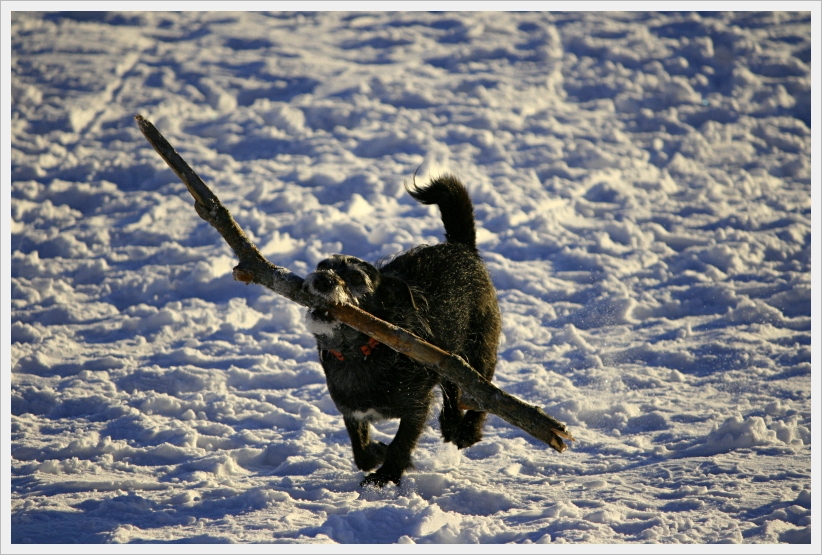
134,114,575,453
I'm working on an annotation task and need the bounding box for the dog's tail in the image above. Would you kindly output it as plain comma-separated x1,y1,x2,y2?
406,174,477,250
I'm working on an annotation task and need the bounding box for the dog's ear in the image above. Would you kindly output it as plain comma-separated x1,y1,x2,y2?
359,261,381,285
379,275,418,311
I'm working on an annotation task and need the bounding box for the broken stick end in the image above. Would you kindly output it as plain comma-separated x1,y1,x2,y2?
550,435,568,453
554,429,576,442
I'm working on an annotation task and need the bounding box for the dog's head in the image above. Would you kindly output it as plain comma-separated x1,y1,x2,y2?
304,254,418,337
305,255,380,306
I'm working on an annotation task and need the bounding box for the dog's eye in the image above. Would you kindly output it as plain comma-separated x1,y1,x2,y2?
348,272,364,286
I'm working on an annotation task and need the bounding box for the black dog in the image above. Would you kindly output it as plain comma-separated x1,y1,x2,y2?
304,175,501,487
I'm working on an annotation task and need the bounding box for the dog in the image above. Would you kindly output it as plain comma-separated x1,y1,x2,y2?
304,174,501,487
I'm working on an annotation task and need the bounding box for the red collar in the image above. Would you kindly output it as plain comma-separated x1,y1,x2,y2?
326,337,379,362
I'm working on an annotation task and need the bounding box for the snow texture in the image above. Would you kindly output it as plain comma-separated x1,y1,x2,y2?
4,6,819,549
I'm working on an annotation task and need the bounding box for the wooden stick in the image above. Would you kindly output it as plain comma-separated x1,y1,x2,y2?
135,114,574,453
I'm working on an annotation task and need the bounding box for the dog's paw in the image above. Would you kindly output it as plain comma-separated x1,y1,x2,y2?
439,412,463,445
454,432,482,449
453,423,483,449
364,441,388,468
360,470,400,488
354,441,388,472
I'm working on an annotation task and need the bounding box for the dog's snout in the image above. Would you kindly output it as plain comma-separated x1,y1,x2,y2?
308,270,340,294
306,269,352,305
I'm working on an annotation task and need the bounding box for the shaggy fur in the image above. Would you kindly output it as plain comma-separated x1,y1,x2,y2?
304,175,501,487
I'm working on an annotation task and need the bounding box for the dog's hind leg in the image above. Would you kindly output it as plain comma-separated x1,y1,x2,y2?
344,417,387,472
451,316,499,449
439,380,464,444
453,409,487,449
361,412,427,487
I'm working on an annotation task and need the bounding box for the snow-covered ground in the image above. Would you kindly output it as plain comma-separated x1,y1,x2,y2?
4,6,819,549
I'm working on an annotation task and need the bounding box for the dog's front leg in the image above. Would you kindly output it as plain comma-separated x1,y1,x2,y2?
360,413,426,488
344,416,387,472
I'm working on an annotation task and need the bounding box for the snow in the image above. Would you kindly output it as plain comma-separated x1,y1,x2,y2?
3,4,819,550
